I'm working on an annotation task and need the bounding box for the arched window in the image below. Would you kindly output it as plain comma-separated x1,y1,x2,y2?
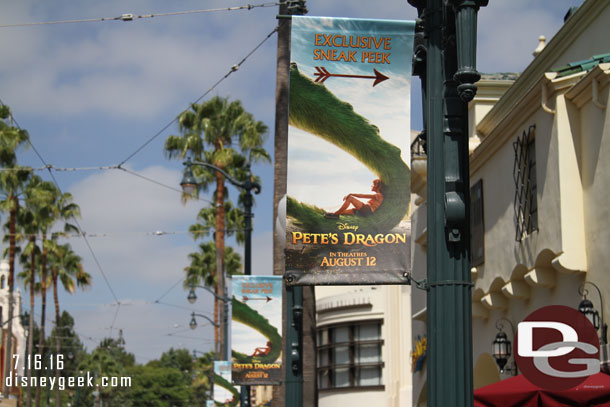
0,275,5,289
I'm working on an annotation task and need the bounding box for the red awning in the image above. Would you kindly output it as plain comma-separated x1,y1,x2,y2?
474,373,610,407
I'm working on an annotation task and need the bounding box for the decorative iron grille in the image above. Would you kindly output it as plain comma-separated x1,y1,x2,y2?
513,125,537,241
410,131,427,159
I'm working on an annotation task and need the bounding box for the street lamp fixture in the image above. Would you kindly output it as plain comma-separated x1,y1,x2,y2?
187,287,197,304
188,283,230,363
190,312,220,330
188,283,230,304
180,163,198,196
578,281,608,344
180,158,261,204
491,318,517,375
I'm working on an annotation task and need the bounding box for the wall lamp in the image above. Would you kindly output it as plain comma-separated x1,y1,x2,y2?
491,317,517,375
578,281,608,344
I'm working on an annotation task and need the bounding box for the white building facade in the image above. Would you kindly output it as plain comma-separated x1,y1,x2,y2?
0,259,27,398
315,284,413,407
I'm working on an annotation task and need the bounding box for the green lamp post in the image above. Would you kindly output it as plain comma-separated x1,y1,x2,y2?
408,1,486,406
181,158,261,407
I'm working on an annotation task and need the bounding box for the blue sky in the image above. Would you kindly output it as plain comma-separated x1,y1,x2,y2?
0,0,583,362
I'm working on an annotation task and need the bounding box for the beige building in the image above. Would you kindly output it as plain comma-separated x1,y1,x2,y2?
410,0,610,404
315,283,412,407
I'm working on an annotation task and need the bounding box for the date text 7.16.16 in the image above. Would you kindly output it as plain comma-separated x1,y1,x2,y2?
12,354,64,371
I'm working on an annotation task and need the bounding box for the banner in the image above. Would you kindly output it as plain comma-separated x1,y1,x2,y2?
285,16,414,285
213,361,240,406
231,276,283,384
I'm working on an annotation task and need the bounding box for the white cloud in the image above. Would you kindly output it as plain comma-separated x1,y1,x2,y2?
64,165,202,284
0,1,281,120
70,165,200,230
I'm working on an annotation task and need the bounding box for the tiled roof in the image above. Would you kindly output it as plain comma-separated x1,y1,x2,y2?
552,53,610,77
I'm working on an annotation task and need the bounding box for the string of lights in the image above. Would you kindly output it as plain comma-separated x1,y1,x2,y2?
0,2,284,28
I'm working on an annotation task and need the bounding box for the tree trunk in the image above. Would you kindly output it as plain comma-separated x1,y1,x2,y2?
3,195,18,396
53,272,61,407
215,170,226,360
213,296,219,356
27,236,36,407
35,234,48,407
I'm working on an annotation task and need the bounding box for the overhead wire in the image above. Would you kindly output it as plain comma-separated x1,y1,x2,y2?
0,8,277,353
0,2,284,28
0,164,215,208
117,25,278,166
0,98,122,331
155,276,185,303
154,301,214,317
4,227,247,239
26,310,105,344
0,26,279,202
117,166,213,204
0,165,123,172
165,334,215,341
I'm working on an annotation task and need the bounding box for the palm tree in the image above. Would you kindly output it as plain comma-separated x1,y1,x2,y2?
164,96,269,358
32,186,80,407
184,241,241,357
0,104,30,395
187,200,244,349
47,241,90,407
188,200,245,243
16,175,69,406
185,241,242,288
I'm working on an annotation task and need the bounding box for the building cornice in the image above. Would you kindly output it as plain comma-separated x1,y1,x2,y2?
471,72,584,175
475,0,608,140
565,62,610,108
